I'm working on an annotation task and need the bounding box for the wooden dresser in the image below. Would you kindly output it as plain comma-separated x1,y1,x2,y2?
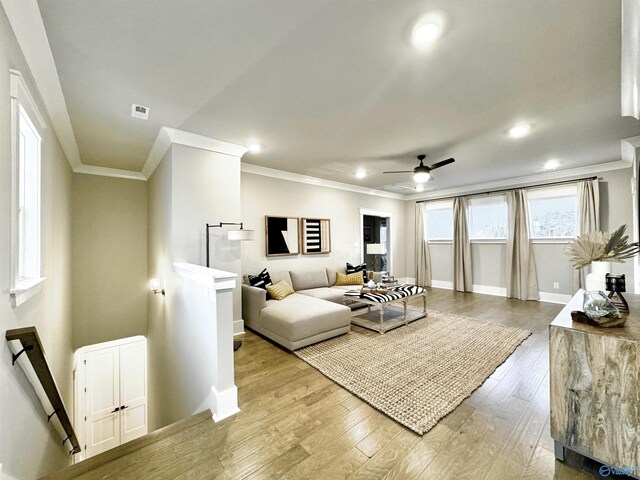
549,290,640,474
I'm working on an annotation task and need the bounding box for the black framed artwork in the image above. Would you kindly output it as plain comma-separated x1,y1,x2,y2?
265,216,299,256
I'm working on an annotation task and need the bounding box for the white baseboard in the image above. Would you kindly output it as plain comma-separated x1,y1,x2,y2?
429,282,569,304
207,385,240,422
233,319,244,335
472,284,507,297
431,280,453,290
539,292,571,304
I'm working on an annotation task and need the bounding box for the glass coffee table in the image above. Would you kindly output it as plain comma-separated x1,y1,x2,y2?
343,285,427,334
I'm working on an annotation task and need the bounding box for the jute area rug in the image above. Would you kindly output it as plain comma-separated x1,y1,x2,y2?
294,309,531,435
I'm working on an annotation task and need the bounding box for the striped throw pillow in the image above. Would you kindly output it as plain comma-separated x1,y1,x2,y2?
335,271,364,286
266,280,295,300
248,268,273,299
346,262,368,282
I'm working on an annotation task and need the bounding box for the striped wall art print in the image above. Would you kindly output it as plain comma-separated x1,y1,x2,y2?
301,218,331,254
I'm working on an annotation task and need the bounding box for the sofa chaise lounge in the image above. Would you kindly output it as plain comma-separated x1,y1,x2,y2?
242,266,368,350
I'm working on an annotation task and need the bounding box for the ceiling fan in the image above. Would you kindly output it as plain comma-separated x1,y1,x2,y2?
383,154,455,183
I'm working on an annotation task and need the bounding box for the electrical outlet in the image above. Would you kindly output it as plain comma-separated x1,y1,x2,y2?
553,282,560,289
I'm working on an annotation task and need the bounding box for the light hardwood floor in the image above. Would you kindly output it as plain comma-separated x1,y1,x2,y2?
65,288,610,479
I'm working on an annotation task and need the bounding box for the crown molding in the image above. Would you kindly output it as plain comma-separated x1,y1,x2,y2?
622,135,640,165
2,0,82,169
141,127,249,179
622,135,640,149
241,163,406,200
9,69,47,130
405,160,632,202
73,164,146,181
141,127,172,179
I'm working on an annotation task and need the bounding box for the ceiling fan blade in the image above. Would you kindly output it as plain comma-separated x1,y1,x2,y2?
383,170,414,174
427,158,455,170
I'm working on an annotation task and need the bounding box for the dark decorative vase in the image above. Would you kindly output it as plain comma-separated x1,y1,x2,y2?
605,273,629,313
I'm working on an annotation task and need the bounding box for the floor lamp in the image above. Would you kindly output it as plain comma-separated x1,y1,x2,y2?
206,222,255,350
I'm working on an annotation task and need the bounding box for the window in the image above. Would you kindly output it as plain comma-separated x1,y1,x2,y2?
468,197,507,240
9,70,46,307
528,186,577,240
424,201,453,241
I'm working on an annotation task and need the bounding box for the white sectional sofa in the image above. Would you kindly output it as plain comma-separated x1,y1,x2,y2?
242,266,366,350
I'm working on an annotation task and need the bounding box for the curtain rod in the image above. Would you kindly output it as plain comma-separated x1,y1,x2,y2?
416,175,598,203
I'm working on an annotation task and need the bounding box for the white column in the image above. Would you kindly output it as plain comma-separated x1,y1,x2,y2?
172,262,239,421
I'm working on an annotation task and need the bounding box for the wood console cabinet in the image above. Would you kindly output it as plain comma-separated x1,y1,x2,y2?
549,290,640,473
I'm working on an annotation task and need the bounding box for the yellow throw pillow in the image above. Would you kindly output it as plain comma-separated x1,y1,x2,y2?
266,280,295,300
335,271,364,286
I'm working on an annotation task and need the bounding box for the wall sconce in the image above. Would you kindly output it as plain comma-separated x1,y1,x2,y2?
206,222,255,267
149,278,165,296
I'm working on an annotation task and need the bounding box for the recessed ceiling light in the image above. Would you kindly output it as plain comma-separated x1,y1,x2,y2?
415,184,425,192
412,22,441,47
247,143,262,153
355,169,367,179
508,123,531,138
544,159,559,170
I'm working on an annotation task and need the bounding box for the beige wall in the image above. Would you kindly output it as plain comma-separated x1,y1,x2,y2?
241,173,408,280
71,174,148,347
0,5,75,478
405,167,636,297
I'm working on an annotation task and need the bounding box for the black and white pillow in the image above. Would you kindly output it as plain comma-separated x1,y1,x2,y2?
346,262,368,283
248,268,273,299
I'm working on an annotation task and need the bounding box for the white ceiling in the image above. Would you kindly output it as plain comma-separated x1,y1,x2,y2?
37,0,640,192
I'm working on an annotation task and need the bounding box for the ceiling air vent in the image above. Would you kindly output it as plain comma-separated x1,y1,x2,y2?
131,104,150,120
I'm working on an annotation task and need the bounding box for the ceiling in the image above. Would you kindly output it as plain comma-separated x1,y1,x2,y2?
37,0,640,193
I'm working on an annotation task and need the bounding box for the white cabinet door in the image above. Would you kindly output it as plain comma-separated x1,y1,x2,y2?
119,341,148,444
85,348,120,457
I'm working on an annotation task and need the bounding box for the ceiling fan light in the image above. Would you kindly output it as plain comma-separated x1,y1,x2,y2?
413,171,431,183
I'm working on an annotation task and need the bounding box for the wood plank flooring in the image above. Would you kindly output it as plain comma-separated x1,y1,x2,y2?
61,288,612,479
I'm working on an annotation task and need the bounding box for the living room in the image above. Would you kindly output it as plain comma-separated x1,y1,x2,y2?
1,1,640,479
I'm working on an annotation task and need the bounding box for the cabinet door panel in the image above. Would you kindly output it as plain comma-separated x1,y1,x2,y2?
85,348,120,457
119,341,147,443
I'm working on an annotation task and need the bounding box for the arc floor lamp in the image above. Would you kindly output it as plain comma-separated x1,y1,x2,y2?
206,222,255,351
206,222,255,267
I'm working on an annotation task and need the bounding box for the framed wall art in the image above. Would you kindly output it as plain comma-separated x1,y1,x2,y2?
301,218,331,255
265,216,299,256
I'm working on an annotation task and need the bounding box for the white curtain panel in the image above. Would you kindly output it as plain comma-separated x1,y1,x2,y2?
574,179,601,289
453,197,473,292
415,202,432,287
506,189,539,300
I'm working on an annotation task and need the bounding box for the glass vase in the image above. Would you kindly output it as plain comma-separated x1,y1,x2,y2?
583,291,620,320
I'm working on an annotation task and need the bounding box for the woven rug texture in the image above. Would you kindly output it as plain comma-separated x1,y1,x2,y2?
294,309,531,435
